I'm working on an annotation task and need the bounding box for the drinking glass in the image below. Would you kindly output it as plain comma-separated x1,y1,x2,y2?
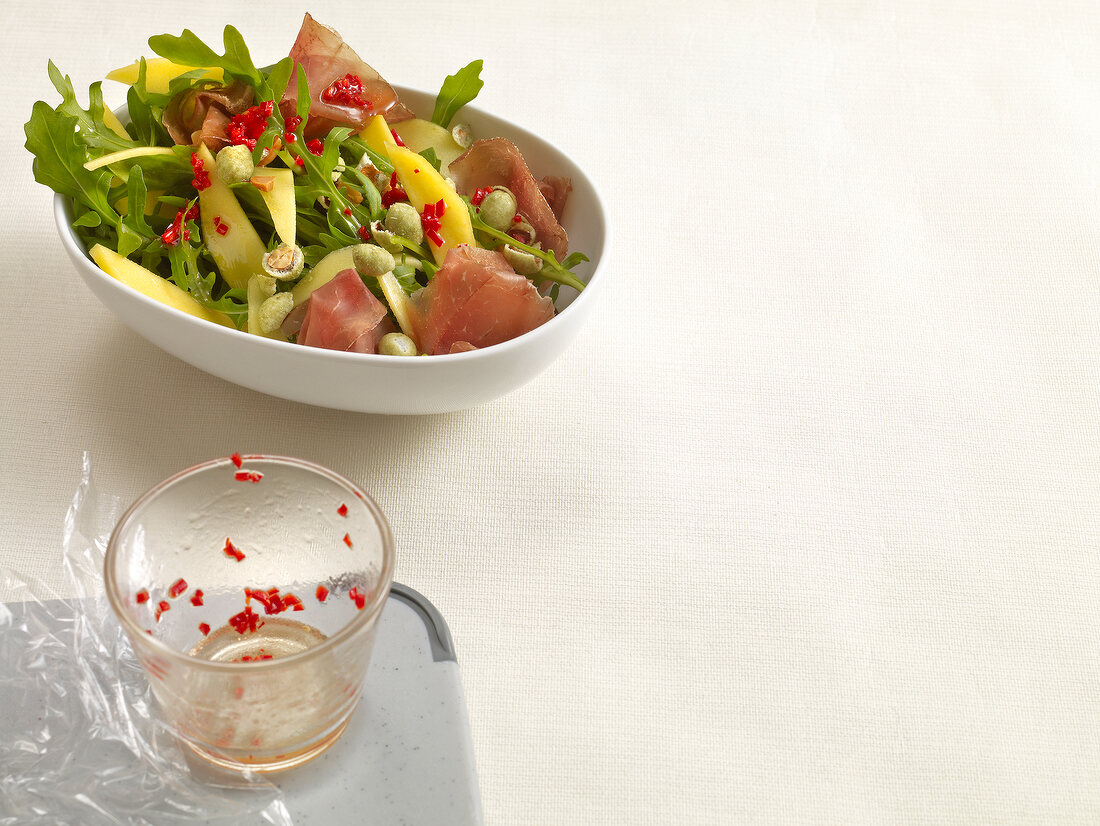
105,455,394,772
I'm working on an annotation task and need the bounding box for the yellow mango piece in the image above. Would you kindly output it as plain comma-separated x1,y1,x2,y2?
359,114,396,158
391,119,465,171
195,144,267,291
377,272,417,348
291,246,357,306
84,146,176,172
102,107,130,140
256,169,296,246
246,275,286,341
90,244,234,328
106,58,223,95
386,143,475,266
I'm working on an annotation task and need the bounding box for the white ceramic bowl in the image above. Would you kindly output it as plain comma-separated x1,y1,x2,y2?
54,86,607,414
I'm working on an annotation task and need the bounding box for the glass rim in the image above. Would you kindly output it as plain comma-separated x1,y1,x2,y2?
104,454,395,673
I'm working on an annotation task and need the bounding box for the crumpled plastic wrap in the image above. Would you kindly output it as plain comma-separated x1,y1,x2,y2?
0,454,292,825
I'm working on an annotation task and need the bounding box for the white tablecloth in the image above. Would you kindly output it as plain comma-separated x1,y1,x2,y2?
3,1,1100,822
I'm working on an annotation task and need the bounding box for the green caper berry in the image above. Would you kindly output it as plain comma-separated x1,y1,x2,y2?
352,244,395,278
503,244,543,276
451,122,473,149
215,145,254,184
262,243,304,280
370,221,403,254
257,292,295,334
253,274,277,298
384,202,424,245
378,332,418,357
480,187,518,231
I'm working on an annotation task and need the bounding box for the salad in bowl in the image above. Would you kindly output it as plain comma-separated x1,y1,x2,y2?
27,14,602,410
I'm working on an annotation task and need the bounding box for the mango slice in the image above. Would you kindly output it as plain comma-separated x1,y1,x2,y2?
106,58,223,95
391,119,465,170
83,146,176,172
386,144,475,266
102,107,131,141
291,246,357,306
195,144,266,291
256,168,296,246
377,271,417,347
359,113,396,158
246,275,286,341
90,244,234,328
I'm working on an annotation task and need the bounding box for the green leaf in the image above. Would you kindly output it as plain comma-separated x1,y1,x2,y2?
122,166,152,238
418,147,442,173
148,26,263,91
47,60,134,152
117,225,143,258
431,60,484,128
72,210,102,229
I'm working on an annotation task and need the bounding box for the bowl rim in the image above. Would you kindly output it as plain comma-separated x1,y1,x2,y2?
103,454,396,672
55,84,609,366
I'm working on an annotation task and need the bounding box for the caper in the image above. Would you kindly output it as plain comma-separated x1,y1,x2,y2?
352,244,395,278
261,243,304,280
378,332,418,357
215,144,254,184
503,244,543,276
384,202,423,245
451,122,473,149
257,292,295,334
480,187,518,231
252,274,277,298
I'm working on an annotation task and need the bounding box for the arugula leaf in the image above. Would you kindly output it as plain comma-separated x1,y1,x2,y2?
431,60,484,128
47,61,134,153
25,101,118,227
418,147,442,173
122,166,152,238
148,26,264,92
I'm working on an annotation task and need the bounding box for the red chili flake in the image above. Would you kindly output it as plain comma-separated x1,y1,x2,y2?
155,600,171,622
284,114,302,144
343,533,353,548
136,589,150,604
349,586,366,610
390,129,405,147
321,73,372,109
227,102,273,150
235,470,263,483
282,593,304,612
513,214,522,222
316,584,329,602
420,198,447,247
190,153,211,191
343,207,352,216
169,578,188,599
231,452,243,468
198,622,211,636
470,187,493,207
191,589,205,607
224,537,246,562
145,629,153,635
228,605,261,634
186,204,200,221
306,138,324,156
160,208,186,246
213,216,230,236
337,503,348,517
294,156,305,168
357,225,372,242
413,168,420,174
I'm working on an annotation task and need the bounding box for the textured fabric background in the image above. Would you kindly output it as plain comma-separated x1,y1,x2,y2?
3,1,1100,822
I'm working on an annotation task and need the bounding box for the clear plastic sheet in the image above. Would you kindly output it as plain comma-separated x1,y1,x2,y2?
0,454,292,825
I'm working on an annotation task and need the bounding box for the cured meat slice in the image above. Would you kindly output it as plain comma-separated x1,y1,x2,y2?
298,268,395,354
537,176,573,221
409,246,554,355
448,138,570,259
283,13,404,137
163,81,254,150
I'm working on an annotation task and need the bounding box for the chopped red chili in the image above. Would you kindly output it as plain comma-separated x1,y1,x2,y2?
284,114,302,144
155,600,171,621
231,452,243,468
160,208,186,246
337,503,348,517
316,584,329,602
357,225,372,242
190,152,211,191
349,586,366,610
228,605,261,634
513,214,522,222
198,622,211,636
213,216,230,236
186,204,200,221
227,101,273,150
390,129,405,147
224,537,246,562
381,172,408,207
470,187,493,207
234,470,263,483
168,578,188,599
136,589,150,604
322,73,372,109
306,138,324,156
294,155,305,167
343,533,353,548
343,207,352,215
191,589,205,607
282,593,305,612
420,198,447,247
